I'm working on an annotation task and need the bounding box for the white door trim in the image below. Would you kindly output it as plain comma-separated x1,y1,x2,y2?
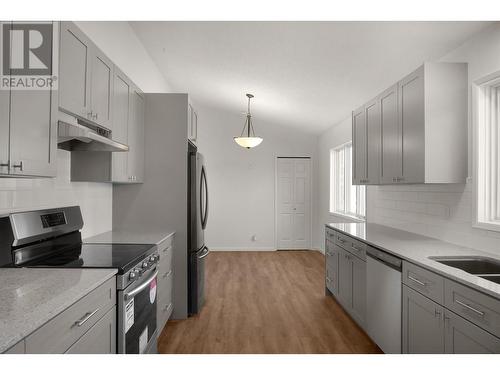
274,156,313,250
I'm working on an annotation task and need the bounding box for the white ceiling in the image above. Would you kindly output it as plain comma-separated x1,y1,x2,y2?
131,21,491,134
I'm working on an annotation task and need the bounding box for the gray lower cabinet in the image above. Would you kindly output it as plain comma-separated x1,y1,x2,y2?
24,277,116,354
335,244,366,328
157,235,174,334
325,241,339,296
402,284,445,354
65,306,116,354
444,309,500,353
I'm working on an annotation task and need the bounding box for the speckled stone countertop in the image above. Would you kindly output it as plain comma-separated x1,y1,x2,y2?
326,222,500,299
85,230,175,248
0,268,117,353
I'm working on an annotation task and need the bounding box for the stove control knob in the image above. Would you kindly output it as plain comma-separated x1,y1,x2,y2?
142,261,149,269
129,270,138,281
149,255,157,263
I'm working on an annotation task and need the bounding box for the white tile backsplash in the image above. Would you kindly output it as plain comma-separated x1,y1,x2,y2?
0,150,112,238
367,182,500,255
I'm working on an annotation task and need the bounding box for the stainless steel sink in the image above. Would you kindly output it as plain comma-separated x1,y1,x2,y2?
429,256,500,284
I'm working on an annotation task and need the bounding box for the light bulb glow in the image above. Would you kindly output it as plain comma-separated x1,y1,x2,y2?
234,136,263,149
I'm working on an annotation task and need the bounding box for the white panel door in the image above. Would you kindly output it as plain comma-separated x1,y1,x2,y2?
276,158,311,250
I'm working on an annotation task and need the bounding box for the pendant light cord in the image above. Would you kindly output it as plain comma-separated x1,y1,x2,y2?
239,94,256,137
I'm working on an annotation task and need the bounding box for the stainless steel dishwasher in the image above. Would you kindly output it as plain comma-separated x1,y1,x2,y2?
366,246,402,354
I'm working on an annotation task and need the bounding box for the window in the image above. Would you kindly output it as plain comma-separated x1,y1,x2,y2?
474,72,500,231
330,142,366,219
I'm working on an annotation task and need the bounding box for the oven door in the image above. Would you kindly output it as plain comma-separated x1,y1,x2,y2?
118,269,158,354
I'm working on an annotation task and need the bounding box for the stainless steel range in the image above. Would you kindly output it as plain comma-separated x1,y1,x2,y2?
0,206,159,354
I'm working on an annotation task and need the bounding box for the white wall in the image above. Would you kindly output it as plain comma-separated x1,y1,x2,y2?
196,103,318,251
0,22,171,239
314,117,364,251
316,23,500,255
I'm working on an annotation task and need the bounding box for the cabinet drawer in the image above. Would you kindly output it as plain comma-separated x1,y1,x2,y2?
444,279,500,338
403,261,444,304
335,232,366,261
159,244,173,274
26,277,116,354
325,228,336,243
326,263,338,296
65,306,116,354
158,268,173,306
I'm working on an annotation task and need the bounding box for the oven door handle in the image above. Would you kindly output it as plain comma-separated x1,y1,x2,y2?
125,270,158,300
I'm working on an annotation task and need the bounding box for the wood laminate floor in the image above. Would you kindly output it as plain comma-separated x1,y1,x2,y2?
158,251,382,354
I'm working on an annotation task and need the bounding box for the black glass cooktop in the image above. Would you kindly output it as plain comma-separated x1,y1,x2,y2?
23,243,156,274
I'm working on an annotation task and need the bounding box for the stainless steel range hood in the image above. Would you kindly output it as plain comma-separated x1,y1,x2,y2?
57,112,129,152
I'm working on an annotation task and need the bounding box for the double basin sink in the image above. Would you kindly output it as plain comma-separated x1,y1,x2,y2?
430,256,500,284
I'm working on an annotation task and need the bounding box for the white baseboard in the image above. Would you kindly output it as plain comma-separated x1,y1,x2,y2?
210,247,276,252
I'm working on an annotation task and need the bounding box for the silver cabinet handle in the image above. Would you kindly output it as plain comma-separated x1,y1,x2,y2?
87,111,93,119
352,245,363,252
12,161,23,171
162,270,173,279
162,246,172,253
337,237,346,243
163,303,172,312
75,308,100,327
434,309,441,318
408,275,426,286
455,299,485,317
326,276,331,283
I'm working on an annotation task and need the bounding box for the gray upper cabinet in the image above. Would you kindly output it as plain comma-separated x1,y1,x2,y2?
402,285,445,354
380,84,400,184
188,102,198,143
365,98,381,184
0,75,10,176
111,68,131,182
1,21,57,178
59,22,114,130
352,106,366,185
398,66,425,184
353,62,467,185
59,21,92,119
90,48,113,129
128,86,145,183
444,309,500,354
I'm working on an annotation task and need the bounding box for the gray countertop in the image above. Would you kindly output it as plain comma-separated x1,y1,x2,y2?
85,230,175,248
326,222,500,299
0,268,117,353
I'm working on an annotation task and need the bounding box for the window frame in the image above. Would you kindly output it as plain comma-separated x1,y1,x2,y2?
473,71,500,232
329,142,366,221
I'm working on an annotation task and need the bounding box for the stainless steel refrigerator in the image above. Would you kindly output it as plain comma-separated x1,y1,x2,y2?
188,141,209,315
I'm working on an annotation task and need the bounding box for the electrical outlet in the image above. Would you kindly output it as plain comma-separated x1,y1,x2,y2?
251,235,257,242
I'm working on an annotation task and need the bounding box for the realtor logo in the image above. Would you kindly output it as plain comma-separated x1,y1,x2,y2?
0,21,58,90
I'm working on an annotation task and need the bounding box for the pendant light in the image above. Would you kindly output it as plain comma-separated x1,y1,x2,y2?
234,93,263,149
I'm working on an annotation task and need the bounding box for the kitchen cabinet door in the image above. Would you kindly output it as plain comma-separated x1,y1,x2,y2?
9,88,57,177
351,255,366,327
398,66,425,184
338,248,353,309
352,106,366,185
366,98,381,184
444,310,500,354
112,69,131,182
59,21,92,120
0,74,9,175
380,84,400,184
90,46,114,129
325,242,340,296
65,306,116,354
128,86,145,183
402,285,445,354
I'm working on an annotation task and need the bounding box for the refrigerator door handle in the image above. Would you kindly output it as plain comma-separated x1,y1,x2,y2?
201,165,209,229
198,246,210,259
